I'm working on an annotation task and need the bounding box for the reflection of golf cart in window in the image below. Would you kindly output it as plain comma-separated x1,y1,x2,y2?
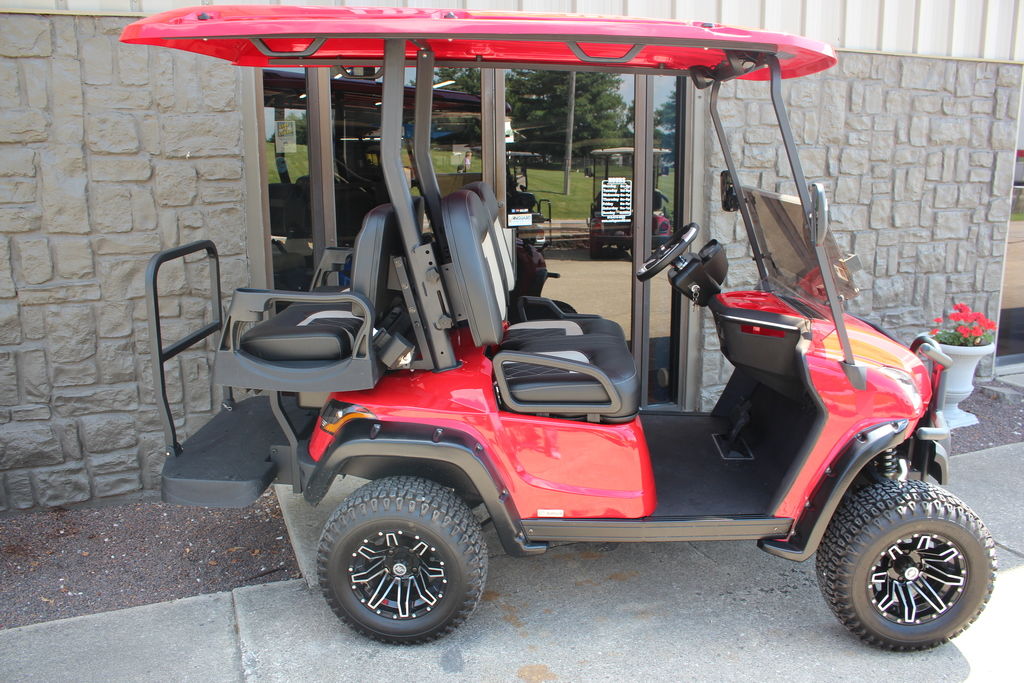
506,151,553,240
587,147,672,259
265,69,482,289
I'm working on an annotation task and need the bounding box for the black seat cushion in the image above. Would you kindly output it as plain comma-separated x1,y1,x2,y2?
503,316,626,346
498,334,640,419
239,304,364,362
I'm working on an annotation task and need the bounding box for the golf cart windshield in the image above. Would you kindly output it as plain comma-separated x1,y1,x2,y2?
744,188,858,306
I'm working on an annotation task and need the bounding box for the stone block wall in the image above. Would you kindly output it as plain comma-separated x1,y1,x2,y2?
698,51,1021,408
0,13,251,509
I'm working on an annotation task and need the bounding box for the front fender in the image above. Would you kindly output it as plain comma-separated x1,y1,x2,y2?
304,419,546,557
758,420,910,562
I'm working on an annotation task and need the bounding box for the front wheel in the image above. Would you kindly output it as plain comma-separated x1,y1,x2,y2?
316,476,488,644
816,479,995,651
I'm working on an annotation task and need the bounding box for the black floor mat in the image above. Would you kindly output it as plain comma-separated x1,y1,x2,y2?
641,413,782,517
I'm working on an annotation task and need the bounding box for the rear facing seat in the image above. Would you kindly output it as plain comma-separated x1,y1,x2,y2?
461,181,626,343
238,203,408,365
442,188,639,422
211,203,415,396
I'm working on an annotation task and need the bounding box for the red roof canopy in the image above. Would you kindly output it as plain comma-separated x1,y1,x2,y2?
120,5,836,79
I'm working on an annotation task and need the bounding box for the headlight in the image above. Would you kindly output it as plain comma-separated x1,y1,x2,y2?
877,367,922,411
318,400,375,436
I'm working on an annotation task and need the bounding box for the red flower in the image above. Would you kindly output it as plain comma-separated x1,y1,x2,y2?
930,328,939,335
956,325,971,336
972,327,984,336
933,317,943,323
954,302,969,313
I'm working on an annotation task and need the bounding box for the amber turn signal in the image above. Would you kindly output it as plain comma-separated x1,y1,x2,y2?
318,400,375,435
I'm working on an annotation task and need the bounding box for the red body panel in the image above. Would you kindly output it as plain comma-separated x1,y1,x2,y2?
121,6,837,78
311,330,656,519
777,313,930,519
309,292,929,526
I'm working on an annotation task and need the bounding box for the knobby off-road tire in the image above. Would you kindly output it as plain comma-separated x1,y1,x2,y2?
316,476,488,644
816,479,995,651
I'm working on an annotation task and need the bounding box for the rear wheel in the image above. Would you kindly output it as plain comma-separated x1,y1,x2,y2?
316,476,487,644
816,479,995,650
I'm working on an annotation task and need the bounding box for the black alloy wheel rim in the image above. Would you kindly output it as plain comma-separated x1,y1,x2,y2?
348,530,448,620
868,533,968,625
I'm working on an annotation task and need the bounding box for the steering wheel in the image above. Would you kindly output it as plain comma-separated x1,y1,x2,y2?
635,222,700,281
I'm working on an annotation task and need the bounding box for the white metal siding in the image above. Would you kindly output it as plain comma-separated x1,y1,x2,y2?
3,0,1023,61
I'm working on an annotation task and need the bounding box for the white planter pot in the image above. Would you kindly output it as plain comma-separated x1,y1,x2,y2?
939,342,995,428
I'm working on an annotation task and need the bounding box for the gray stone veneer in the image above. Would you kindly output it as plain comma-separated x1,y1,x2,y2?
0,13,250,509
0,14,1019,505
698,52,1021,408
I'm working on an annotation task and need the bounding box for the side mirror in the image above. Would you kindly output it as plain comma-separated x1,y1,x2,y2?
720,171,739,212
810,182,829,246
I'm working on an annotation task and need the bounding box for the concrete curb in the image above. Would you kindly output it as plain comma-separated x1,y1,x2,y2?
2,443,1021,682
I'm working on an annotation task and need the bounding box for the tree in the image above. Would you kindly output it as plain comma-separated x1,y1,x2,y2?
505,70,629,160
434,67,481,96
653,81,678,153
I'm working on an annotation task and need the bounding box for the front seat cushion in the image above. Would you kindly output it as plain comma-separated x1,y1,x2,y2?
497,335,640,419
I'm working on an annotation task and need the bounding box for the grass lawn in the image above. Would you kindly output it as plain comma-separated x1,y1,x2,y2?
521,165,677,222
518,167,595,220
265,142,310,184
264,144,678,224
1012,212,1024,221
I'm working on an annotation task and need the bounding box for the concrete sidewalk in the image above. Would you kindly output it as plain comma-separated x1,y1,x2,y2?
2,443,1022,683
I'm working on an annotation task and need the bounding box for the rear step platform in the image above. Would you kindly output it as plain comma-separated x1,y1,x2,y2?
162,396,313,507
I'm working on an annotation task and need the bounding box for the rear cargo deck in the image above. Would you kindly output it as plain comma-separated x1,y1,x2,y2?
162,396,314,507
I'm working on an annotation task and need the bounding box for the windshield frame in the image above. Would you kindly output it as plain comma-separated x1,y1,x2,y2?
703,55,862,380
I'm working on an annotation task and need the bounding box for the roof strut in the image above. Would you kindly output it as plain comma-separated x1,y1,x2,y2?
706,79,770,287
379,38,457,371
413,48,445,243
250,36,326,58
567,42,643,64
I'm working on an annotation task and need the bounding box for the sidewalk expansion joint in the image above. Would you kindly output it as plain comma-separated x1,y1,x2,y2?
229,589,247,682
995,541,1024,560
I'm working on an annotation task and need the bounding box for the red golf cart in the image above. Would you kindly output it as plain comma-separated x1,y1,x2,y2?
125,6,994,650
586,147,672,259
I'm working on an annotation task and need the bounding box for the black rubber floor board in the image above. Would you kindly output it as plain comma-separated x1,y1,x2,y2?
640,413,779,517
165,395,314,481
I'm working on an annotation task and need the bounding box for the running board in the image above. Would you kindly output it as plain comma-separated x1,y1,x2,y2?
522,516,792,543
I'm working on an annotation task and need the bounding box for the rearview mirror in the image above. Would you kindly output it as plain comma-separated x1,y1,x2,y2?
720,171,739,212
810,182,829,247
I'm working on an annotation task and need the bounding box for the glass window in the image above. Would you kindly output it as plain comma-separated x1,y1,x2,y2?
260,67,483,290
505,69,635,341
328,67,482,245
648,75,683,405
997,216,1023,363
263,68,312,291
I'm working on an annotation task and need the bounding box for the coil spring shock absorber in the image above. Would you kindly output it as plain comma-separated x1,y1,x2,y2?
876,449,907,480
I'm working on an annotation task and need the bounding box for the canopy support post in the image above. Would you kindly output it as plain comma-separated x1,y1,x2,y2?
380,39,457,370
707,79,769,286
413,47,445,240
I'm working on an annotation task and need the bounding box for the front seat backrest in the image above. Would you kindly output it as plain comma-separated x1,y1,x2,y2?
463,181,514,293
441,189,504,347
